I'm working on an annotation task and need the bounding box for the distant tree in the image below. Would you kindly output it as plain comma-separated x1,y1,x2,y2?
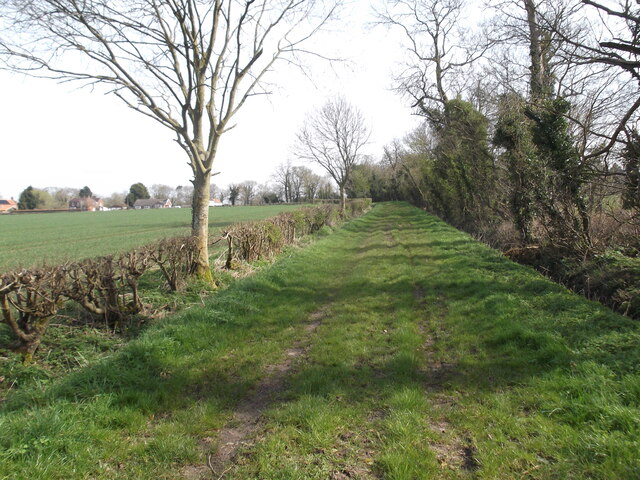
78,186,92,198
228,184,241,206
174,185,194,206
104,191,127,208
150,184,174,201
301,168,322,202
262,190,280,204
32,188,53,209
296,97,370,214
272,162,294,203
18,186,40,210
125,182,150,207
256,183,280,204
240,181,257,206
209,184,221,201
44,187,78,209
290,166,307,202
317,177,337,200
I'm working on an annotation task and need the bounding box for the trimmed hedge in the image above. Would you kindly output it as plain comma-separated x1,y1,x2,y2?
1,201,372,362
223,201,369,265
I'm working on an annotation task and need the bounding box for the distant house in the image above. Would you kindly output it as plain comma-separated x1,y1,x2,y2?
209,198,230,207
105,203,127,211
133,198,172,209
69,197,104,211
0,199,17,213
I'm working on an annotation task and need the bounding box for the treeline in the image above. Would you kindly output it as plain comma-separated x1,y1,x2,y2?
10,172,341,211
348,0,640,319
220,168,337,207
0,201,370,363
11,184,197,210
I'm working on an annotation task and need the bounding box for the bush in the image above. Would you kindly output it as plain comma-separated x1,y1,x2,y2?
0,267,67,363
1,236,198,361
347,198,372,217
64,250,151,330
147,236,198,291
224,204,360,267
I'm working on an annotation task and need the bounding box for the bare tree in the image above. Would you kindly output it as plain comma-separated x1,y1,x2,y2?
377,0,491,119
239,180,257,205
534,0,640,158
0,0,338,280
300,167,322,201
295,96,369,214
272,161,294,202
290,166,307,202
150,184,175,201
174,184,194,206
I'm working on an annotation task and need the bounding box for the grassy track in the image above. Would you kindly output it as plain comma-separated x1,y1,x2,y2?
0,205,304,271
1,202,639,479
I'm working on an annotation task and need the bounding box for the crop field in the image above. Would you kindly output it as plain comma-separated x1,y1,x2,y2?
0,205,304,271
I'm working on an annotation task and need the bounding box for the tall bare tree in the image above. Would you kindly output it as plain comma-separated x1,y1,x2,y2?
0,0,338,280
377,0,490,119
272,161,294,202
295,96,369,214
239,180,257,205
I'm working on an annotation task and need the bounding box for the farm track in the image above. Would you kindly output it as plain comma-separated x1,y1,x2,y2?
190,205,473,478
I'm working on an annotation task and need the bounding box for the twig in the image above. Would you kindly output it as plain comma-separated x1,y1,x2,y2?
206,454,232,479
216,465,232,480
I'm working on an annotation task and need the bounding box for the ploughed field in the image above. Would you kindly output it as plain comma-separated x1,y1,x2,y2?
1,202,639,479
0,205,304,271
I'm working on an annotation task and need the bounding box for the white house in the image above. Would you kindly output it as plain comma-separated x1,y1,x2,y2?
133,198,172,209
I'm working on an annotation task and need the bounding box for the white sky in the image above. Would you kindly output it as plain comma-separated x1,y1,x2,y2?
0,1,420,200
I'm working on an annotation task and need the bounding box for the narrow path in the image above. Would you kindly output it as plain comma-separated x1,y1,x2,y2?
208,308,327,475
183,204,482,478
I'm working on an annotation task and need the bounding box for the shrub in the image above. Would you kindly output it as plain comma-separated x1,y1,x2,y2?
224,204,354,267
147,236,198,291
0,203,370,362
64,250,151,331
346,198,372,217
0,267,67,363
225,221,285,265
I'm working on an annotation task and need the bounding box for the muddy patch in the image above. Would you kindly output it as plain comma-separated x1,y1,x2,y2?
430,430,480,472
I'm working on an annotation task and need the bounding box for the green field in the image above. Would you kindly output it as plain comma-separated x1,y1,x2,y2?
0,205,304,271
1,202,638,479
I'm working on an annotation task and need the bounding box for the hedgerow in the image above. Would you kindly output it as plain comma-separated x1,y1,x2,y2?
0,201,371,363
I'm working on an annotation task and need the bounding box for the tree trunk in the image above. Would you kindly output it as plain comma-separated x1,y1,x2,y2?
524,0,550,100
191,171,213,283
339,184,346,216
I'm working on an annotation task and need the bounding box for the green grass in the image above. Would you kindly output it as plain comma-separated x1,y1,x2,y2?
1,202,639,479
0,205,304,271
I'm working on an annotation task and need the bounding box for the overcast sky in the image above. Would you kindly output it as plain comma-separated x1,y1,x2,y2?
0,1,421,200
